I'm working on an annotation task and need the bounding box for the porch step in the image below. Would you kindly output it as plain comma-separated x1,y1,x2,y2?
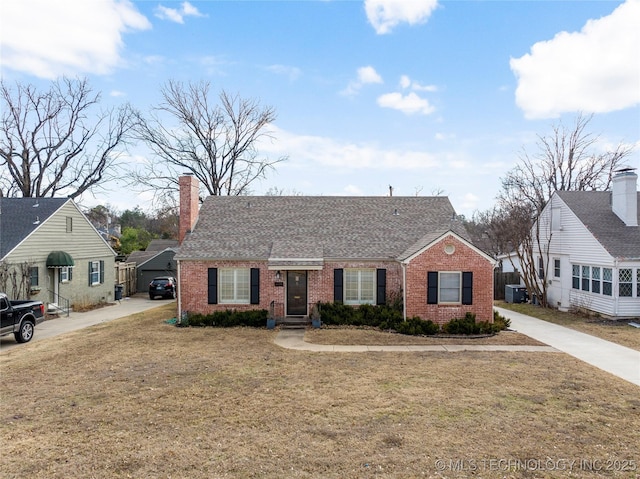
278,317,310,329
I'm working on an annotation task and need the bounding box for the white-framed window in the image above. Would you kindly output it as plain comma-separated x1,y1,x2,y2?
66,216,73,233
581,266,590,292
90,261,101,285
553,259,561,278
591,267,601,294
60,266,71,282
572,265,580,289
29,266,39,287
344,269,375,305
538,257,544,279
619,269,632,297
603,268,613,296
219,268,250,304
439,271,461,304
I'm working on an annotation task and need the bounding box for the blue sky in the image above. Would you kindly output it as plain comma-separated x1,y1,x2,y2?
1,0,639,217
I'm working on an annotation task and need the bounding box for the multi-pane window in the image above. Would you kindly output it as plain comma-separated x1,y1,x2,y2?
60,266,70,282
29,266,39,287
538,257,544,279
344,269,375,305
603,268,612,296
439,272,461,304
66,216,73,233
591,267,601,294
554,259,561,278
90,261,101,285
581,266,590,292
572,265,580,289
219,268,250,304
619,269,633,297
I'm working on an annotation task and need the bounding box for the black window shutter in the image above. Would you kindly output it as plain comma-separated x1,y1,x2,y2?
208,268,218,304
69,267,73,281
462,272,473,305
250,268,260,304
427,271,438,304
376,269,386,305
88,262,92,286
99,260,105,284
334,269,343,303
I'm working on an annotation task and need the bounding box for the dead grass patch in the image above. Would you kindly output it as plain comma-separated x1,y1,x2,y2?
497,301,640,351
1,302,638,478
305,326,546,346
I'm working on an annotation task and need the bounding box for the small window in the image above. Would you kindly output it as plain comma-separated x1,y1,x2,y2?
0,297,8,311
553,259,560,278
89,261,103,286
66,216,73,233
344,269,375,305
572,265,580,290
591,267,601,294
219,268,250,304
439,272,461,304
60,266,69,282
619,269,632,297
603,268,613,296
538,257,544,279
29,266,39,287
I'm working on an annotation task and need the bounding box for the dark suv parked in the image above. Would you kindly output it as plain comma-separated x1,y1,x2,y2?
149,276,177,300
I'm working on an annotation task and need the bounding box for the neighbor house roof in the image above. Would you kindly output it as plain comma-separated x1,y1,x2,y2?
557,191,640,259
0,197,69,259
146,239,179,251
175,196,473,263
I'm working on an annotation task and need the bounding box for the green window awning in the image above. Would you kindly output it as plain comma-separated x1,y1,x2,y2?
46,251,75,268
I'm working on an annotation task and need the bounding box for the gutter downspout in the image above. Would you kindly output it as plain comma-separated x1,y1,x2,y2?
177,259,182,323
401,261,407,321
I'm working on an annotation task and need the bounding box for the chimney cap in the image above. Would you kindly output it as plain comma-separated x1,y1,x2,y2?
614,167,637,176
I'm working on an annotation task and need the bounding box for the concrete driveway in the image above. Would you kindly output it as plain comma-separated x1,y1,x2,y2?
495,306,640,387
0,295,173,353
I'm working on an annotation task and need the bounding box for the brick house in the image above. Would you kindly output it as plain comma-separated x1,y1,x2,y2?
175,174,495,323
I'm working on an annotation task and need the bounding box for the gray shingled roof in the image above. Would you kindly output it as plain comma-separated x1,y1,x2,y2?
176,196,471,262
557,191,640,259
146,239,179,251
0,197,69,259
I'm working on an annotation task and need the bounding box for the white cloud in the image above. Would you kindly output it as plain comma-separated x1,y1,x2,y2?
341,65,383,96
257,125,438,170
0,0,150,79
377,92,435,115
511,0,640,119
400,75,437,92
155,1,204,24
365,0,439,34
266,64,302,82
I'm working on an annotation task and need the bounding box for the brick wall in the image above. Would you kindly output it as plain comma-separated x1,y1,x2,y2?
179,260,402,316
405,234,494,323
179,175,199,244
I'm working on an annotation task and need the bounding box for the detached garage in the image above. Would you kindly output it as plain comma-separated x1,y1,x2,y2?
127,240,178,293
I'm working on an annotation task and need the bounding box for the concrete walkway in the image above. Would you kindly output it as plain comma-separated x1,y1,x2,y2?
274,328,559,353
0,295,172,353
495,306,640,387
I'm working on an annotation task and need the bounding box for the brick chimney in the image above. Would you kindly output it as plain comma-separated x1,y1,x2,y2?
611,169,638,227
179,174,200,244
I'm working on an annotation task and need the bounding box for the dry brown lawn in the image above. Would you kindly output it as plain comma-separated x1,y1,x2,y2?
1,303,639,479
497,301,640,351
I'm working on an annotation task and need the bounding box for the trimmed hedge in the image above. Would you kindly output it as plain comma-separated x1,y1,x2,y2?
180,309,268,328
318,302,509,336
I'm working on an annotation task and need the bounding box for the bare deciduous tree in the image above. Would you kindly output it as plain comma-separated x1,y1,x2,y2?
132,80,287,199
0,78,135,198
492,113,633,307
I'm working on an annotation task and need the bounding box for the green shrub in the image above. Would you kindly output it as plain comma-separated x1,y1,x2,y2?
493,310,511,331
182,309,268,328
395,316,439,336
442,312,500,335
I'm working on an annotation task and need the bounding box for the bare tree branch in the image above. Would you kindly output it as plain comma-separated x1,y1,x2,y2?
131,80,287,199
0,78,135,198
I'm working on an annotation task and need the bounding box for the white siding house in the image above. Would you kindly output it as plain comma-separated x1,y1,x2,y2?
534,170,640,318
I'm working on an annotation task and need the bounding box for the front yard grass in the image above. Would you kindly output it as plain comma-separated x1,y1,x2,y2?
1,302,639,478
496,301,640,351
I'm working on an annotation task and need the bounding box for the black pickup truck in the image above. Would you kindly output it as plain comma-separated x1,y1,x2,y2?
0,292,45,343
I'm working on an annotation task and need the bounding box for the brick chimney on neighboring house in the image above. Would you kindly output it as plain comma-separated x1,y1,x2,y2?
179,174,200,244
611,169,638,227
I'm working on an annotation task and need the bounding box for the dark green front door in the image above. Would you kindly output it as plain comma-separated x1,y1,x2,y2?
287,271,307,316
